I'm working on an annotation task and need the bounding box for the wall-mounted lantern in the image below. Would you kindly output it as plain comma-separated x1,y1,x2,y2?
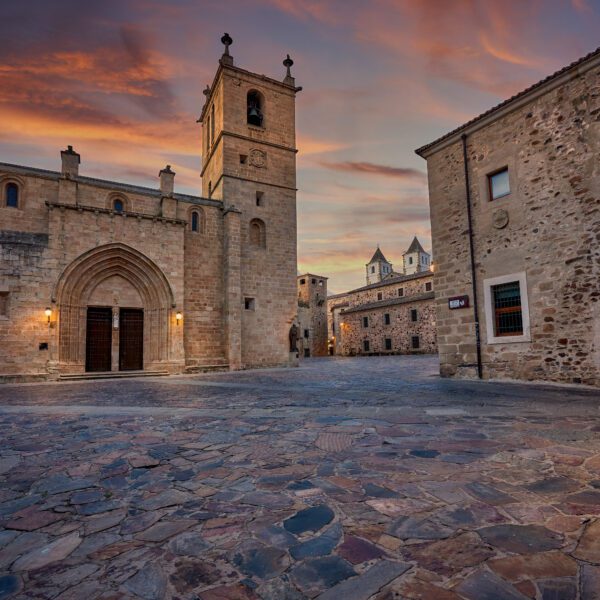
176,311,183,325
45,307,52,324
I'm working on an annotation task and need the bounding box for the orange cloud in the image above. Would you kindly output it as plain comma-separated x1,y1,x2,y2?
320,161,426,181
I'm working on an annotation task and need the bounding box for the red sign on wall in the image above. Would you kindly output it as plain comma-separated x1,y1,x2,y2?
448,295,470,310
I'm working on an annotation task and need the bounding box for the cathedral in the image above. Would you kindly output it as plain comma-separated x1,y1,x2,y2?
0,35,301,381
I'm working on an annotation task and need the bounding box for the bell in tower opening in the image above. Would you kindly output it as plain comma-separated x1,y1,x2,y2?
247,90,264,127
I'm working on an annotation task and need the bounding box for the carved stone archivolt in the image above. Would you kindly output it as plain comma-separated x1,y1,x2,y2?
249,149,267,168
53,243,175,369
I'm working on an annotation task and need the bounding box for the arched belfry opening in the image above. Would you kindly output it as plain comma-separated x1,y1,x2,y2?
53,243,176,373
247,90,264,127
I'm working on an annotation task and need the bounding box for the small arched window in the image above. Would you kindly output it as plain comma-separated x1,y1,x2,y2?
247,90,264,127
191,211,199,232
249,218,266,248
113,198,124,213
5,183,19,208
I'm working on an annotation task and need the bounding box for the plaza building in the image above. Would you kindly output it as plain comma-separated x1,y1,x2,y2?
0,35,301,381
416,47,600,387
296,274,328,358
328,239,437,356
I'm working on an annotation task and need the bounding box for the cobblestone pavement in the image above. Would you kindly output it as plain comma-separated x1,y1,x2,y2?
1,356,600,599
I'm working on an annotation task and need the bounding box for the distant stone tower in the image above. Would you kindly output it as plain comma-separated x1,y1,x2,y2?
366,247,393,285
403,237,430,275
198,34,301,368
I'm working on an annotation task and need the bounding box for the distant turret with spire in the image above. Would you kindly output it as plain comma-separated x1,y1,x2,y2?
365,246,393,285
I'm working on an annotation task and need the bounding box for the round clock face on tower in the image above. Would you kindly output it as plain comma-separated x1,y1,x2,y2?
249,149,267,168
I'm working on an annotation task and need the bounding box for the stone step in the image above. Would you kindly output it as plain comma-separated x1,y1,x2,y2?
184,364,230,373
58,370,170,381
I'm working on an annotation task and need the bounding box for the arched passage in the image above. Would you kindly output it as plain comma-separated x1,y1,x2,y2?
53,243,175,372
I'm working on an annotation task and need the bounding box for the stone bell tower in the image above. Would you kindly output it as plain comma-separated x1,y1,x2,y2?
199,34,301,368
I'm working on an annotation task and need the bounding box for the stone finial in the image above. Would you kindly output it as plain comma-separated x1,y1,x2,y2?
220,33,233,66
159,165,175,196
203,85,211,98
60,145,80,178
283,54,295,86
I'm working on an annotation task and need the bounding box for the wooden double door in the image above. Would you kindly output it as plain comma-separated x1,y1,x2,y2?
85,307,144,372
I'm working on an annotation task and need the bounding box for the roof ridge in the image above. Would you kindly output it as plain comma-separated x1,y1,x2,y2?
415,46,600,156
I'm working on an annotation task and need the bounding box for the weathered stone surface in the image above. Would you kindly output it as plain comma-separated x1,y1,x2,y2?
388,516,453,540
0,574,22,599
199,583,259,599
169,558,221,593
123,564,167,600
403,532,494,576
573,519,600,562
169,531,211,556
477,524,563,554
537,578,576,600
290,556,356,596
5,510,62,531
240,492,293,510
525,477,580,495
316,560,410,600
362,483,399,498
581,564,600,600
338,535,385,564
290,523,342,560
382,578,463,600
315,433,354,452
120,510,165,535
465,482,515,505
255,525,298,550
488,551,577,581
85,509,127,535
35,475,94,495
11,533,81,571
135,519,194,542
283,505,334,535
455,569,531,600
256,577,305,600
136,489,194,510
232,545,289,580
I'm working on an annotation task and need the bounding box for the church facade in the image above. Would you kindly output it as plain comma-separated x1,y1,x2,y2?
0,36,301,381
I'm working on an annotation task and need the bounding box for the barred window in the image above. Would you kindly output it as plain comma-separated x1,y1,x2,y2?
363,316,369,328
363,340,370,352
425,282,432,292
411,309,418,322
385,338,392,350
412,335,420,349
377,292,383,300
384,313,390,325
398,288,404,297
492,281,523,336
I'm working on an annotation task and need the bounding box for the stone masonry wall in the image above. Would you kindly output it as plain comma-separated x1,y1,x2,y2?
424,63,599,386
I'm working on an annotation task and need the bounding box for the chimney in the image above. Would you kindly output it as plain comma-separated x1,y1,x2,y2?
159,165,175,196
61,145,80,178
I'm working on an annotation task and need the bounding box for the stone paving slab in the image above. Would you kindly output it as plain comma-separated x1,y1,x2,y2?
0,355,600,598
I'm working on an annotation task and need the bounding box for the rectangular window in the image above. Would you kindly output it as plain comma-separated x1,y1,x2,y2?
409,257,413,265
0,292,8,317
411,335,420,349
363,340,370,352
488,167,510,200
244,297,255,311
483,272,530,344
384,313,390,325
363,316,369,328
492,281,523,336
240,154,248,164
425,282,432,292
398,288,404,297
385,338,392,350
256,191,264,206
304,329,309,339
377,292,383,300
304,348,310,358
311,278,316,285
411,309,418,322
299,278,306,285
371,266,375,273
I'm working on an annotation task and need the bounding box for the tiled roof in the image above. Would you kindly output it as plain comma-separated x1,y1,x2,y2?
341,292,435,314
415,46,600,157
368,247,389,264
405,236,426,255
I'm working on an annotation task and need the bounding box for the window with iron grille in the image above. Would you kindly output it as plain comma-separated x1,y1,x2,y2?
411,335,420,349
411,308,418,322
384,313,390,325
398,288,404,297
363,316,368,328
363,340,370,352
425,282,432,292
385,338,392,350
377,292,382,300
492,281,523,336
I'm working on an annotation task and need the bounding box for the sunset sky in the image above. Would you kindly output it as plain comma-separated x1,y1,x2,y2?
1,1,598,292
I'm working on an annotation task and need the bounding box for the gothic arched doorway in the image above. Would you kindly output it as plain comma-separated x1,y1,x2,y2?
53,244,175,373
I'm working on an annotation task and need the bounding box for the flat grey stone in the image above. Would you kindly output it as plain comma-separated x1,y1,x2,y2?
456,568,532,600
283,505,334,535
257,577,305,600
241,492,293,509
465,482,515,505
291,556,356,596
135,520,194,542
316,559,410,600
232,545,289,580
123,564,166,600
256,525,298,549
581,564,600,600
168,531,211,556
135,489,193,510
538,578,576,600
477,524,563,554
388,516,453,540
35,475,94,495
290,523,342,560
11,533,81,571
